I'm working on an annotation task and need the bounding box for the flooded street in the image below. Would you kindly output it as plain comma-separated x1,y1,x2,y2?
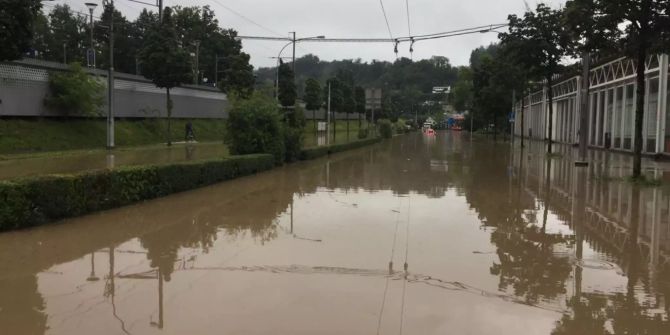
1,131,669,334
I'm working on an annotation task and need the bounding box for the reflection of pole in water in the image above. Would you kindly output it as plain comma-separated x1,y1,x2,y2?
106,153,115,170
572,166,587,299
150,268,165,329
87,252,99,282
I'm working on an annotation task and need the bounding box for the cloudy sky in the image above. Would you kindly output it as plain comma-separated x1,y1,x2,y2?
43,0,566,69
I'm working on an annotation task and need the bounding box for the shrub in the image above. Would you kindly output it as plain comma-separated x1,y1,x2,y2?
225,93,285,165
358,128,369,139
0,154,275,231
46,62,104,116
378,119,393,139
283,105,307,163
394,119,407,134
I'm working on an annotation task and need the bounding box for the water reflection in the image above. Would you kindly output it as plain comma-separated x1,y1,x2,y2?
0,132,669,334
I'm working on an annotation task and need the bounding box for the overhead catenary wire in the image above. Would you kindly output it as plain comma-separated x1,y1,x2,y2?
376,195,404,335
377,0,397,58
399,193,411,335
405,0,413,59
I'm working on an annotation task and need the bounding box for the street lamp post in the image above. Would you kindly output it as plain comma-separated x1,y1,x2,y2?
84,2,97,68
275,34,325,101
102,0,115,149
193,40,201,85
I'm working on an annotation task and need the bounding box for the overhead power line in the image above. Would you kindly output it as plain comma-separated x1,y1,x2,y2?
237,23,508,44
209,0,284,38
378,0,394,40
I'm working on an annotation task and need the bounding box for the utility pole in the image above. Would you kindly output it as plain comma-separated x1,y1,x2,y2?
215,55,224,87
291,32,296,73
63,43,67,64
158,0,163,21
85,2,97,67
511,89,515,142
576,52,590,167
193,40,201,85
104,0,115,149
327,82,331,145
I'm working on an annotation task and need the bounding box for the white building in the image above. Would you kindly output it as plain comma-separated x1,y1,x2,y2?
514,54,669,155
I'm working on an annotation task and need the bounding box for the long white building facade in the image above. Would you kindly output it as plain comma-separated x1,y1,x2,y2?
514,54,670,155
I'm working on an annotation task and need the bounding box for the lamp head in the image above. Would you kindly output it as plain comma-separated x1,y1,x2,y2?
85,2,98,11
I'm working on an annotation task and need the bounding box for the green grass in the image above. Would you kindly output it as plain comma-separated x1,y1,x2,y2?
0,118,369,158
0,118,226,155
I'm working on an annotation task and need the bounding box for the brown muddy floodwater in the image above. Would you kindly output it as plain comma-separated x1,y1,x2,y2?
1,132,669,335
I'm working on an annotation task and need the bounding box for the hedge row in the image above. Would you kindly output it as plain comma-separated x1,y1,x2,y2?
0,154,274,231
300,137,382,160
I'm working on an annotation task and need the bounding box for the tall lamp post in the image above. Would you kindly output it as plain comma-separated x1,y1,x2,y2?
275,34,325,101
84,3,97,68
102,0,115,149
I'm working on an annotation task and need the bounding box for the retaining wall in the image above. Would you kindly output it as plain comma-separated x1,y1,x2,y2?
0,59,228,119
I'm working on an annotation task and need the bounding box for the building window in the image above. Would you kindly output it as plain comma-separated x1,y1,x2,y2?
614,86,624,148
646,77,659,153
624,84,635,150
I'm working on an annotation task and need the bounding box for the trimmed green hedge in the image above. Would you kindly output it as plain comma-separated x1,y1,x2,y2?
300,137,381,160
0,154,274,231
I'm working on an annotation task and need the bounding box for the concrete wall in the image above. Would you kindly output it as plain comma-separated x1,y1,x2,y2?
0,59,228,119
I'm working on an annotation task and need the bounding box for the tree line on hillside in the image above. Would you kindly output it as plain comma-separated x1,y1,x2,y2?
451,0,670,178
257,55,460,123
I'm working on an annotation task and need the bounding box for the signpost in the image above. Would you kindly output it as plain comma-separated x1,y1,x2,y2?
365,88,382,136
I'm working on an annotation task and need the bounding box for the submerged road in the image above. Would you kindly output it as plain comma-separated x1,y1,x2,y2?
1,131,669,334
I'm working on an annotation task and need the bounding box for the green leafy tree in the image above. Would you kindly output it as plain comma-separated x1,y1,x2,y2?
304,78,322,110
324,77,344,139
500,4,571,153
139,7,192,146
593,0,670,178
46,62,104,116
171,6,254,94
355,86,366,128
304,78,322,131
224,93,285,165
0,0,42,61
95,5,136,73
29,9,50,60
451,67,473,113
278,60,296,107
47,5,86,64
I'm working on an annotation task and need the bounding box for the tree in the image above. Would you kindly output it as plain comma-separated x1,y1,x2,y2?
95,5,135,73
224,93,285,165
304,78,322,131
325,77,344,140
593,0,670,178
46,63,104,116
355,86,366,128
139,7,192,146
500,4,571,153
451,67,473,113
47,4,86,65
336,69,356,139
278,60,296,108
0,0,42,61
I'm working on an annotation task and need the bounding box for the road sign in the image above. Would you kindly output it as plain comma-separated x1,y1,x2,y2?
365,88,382,110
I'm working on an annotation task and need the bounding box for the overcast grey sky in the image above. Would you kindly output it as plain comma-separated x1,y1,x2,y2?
45,0,566,69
